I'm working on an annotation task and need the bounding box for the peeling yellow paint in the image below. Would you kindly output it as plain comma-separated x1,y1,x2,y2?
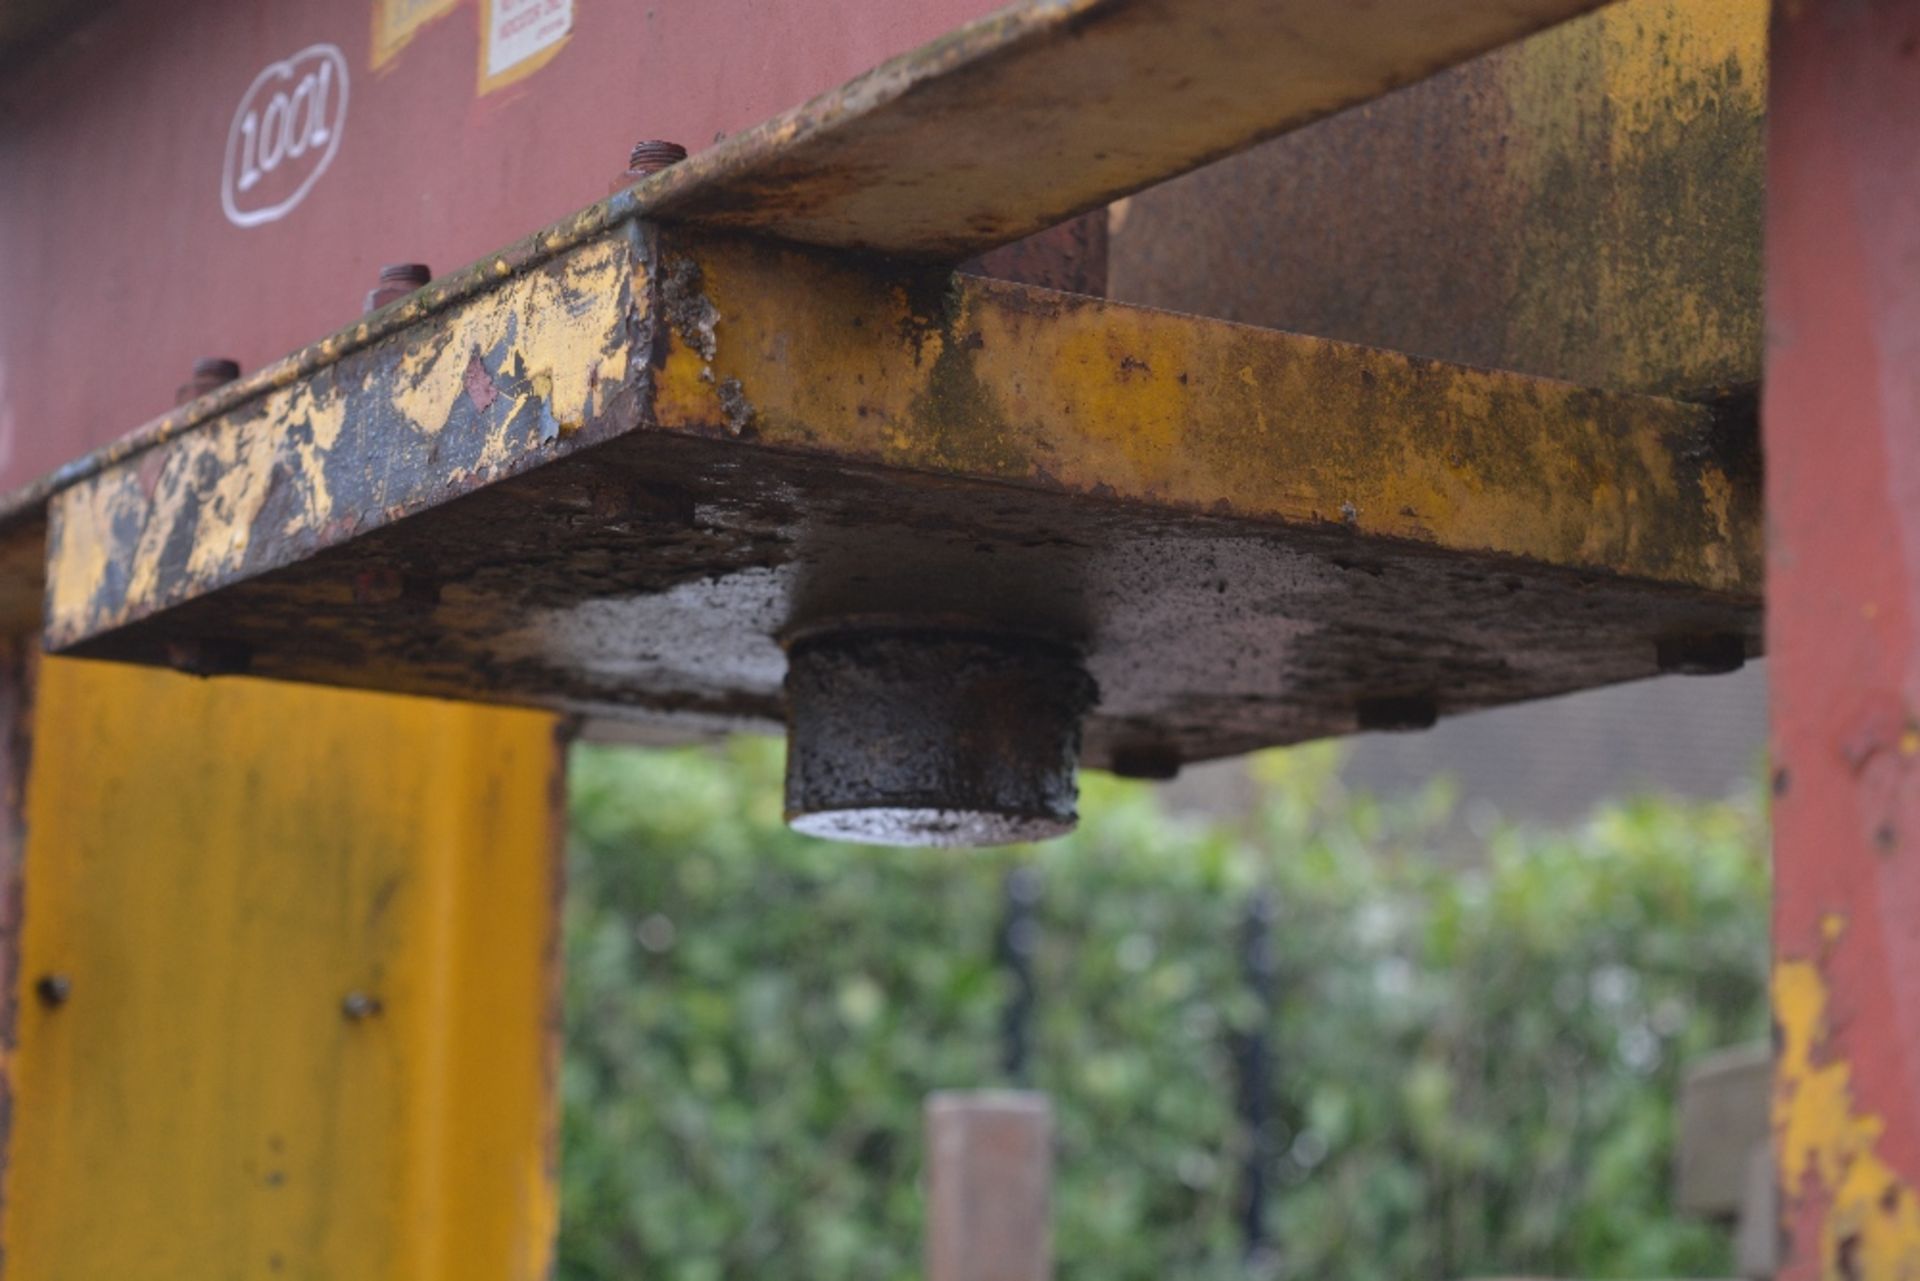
178,427,270,580
1776,956,1920,1279
45,485,114,639
392,238,630,443
46,234,640,643
46,221,1756,653
284,382,343,537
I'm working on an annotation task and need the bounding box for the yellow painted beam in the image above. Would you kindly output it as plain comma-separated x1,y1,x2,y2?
42,220,1758,657
1,658,562,1279
32,219,1761,759
654,230,1760,598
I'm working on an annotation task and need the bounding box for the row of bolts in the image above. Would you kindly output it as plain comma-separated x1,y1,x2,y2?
39,142,691,1024
175,138,689,405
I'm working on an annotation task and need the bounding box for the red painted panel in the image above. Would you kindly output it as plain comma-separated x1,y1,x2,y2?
0,0,997,495
1767,0,1920,1275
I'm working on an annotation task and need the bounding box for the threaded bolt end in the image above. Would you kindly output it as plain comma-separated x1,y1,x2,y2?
191,357,241,383
627,140,688,176
176,356,241,406
379,263,432,288
365,263,433,314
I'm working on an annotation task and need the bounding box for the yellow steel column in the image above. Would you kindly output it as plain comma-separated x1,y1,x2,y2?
0,658,564,1279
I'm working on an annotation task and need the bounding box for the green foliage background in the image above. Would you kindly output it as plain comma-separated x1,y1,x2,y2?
561,740,1768,1281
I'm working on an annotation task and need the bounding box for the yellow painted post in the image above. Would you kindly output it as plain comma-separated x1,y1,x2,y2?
0,657,564,1280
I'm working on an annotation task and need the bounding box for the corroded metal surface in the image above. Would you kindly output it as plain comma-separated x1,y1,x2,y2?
1109,0,1766,400
1766,2,1920,1277
41,221,1760,766
784,629,1096,846
47,227,651,646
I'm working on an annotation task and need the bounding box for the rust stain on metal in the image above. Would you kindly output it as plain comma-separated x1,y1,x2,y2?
0,194,649,534
1,0,1665,548
961,210,1109,297
463,352,500,413
1767,4,1920,1277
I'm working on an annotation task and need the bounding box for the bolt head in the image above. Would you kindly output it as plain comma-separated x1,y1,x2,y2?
175,356,241,407
366,264,432,314
192,357,241,382
341,992,381,1021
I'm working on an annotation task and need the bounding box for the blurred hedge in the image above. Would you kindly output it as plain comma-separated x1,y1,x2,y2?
561,740,1768,1281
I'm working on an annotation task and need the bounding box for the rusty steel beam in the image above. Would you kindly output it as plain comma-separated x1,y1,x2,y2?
38,218,1759,769
1766,1,1920,1278
635,0,1620,259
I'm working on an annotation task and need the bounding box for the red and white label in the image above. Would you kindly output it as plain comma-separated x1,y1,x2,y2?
486,0,573,79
